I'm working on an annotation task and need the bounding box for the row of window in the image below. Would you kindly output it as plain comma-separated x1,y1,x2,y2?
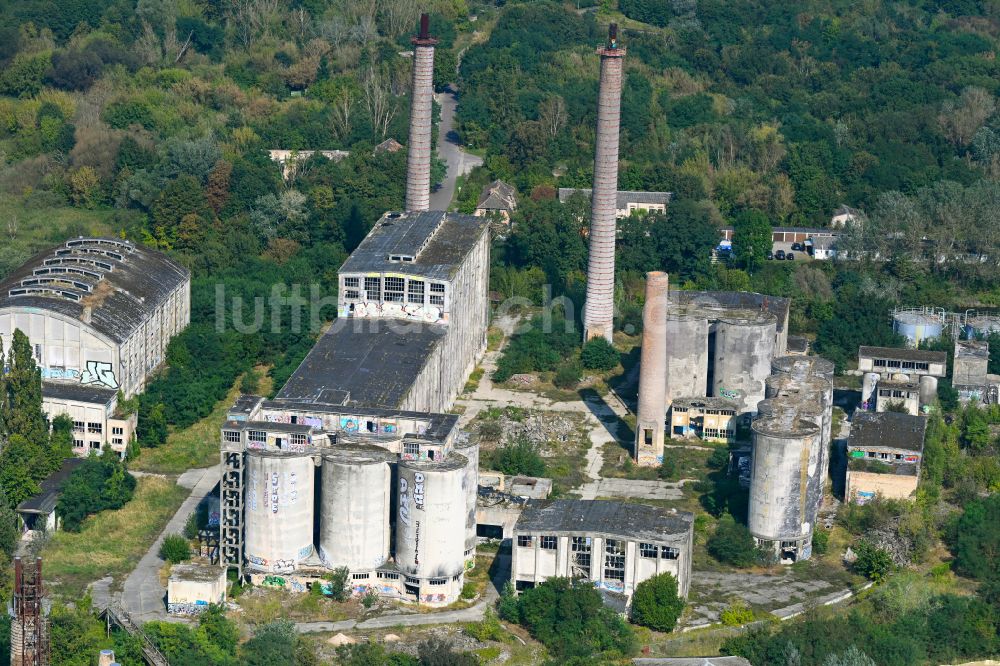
343,276,446,307
871,359,931,371
672,407,736,416
878,389,913,398
355,571,460,586
702,428,735,439
518,535,680,560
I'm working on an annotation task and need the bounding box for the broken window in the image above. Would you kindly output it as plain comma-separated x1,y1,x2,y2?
517,535,533,547
384,276,405,302
662,547,680,560
408,280,425,304
364,277,381,301
540,536,556,550
223,430,241,443
639,543,658,558
604,539,625,581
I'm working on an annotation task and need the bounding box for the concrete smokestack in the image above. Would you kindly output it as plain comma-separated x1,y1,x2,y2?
405,13,437,212
583,24,626,342
635,271,668,466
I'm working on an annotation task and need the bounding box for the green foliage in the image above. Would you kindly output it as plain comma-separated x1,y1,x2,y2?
658,451,679,480
732,209,772,273
460,582,477,600
57,453,137,532
630,572,686,632
853,539,893,583
146,605,240,665
553,360,583,389
814,277,906,373
719,599,755,626
493,315,579,383
417,636,477,666
465,609,507,642
509,577,637,660
707,514,761,568
489,436,546,477
326,566,350,602
949,493,1000,581
707,447,730,470
616,204,719,283
497,581,519,622
812,529,830,556
159,533,191,563
580,338,619,371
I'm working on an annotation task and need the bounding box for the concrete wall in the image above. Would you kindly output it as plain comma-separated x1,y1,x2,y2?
511,529,692,601
713,316,776,415
846,471,918,503
42,394,136,457
664,314,709,405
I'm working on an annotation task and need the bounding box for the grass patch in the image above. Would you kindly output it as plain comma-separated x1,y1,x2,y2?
41,476,188,600
234,587,354,625
464,366,485,393
132,377,244,473
486,327,505,352
0,194,118,277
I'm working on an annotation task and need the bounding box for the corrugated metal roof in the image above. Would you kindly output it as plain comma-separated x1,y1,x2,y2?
0,238,189,343
339,211,488,281
849,411,927,453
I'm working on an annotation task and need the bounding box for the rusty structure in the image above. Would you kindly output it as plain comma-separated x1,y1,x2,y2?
583,24,626,342
635,271,669,465
10,558,49,666
404,14,437,212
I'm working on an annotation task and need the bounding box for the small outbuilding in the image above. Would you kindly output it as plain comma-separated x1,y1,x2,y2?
846,411,926,504
167,563,227,614
16,457,86,533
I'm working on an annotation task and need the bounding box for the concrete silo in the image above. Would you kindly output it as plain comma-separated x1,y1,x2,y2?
453,436,480,566
771,355,835,382
318,447,394,572
749,413,821,562
892,309,944,347
919,375,938,409
245,450,315,573
664,310,710,405
396,455,468,603
712,313,777,415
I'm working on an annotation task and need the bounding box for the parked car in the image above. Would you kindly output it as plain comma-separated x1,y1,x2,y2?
791,242,804,251
786,252,795,260
775,250,786,260
766,250,774,260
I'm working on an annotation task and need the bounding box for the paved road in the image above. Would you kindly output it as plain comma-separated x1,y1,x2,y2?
120,465,220,623
429,89,482,211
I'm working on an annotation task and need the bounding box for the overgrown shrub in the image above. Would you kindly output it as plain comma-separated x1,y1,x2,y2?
580,337,620,370
707,514,761,568
160,534,191,563
489,436,545,477
720,599,755,626
631,572,685,632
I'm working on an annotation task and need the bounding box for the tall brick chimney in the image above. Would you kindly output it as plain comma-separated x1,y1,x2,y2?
635,271,668,466
583,24,625,342
405,13,437,212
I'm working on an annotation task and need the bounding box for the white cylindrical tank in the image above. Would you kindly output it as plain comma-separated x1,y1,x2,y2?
319,447,393,572
892,311,943,347
396,455,467,580
245,451,315,573
665,311,710,404
453,437,480,562
99,650,116,666
713,313,777,415
862,372,879,409
748,414,821,546
919,375,938,408
771,355,835,381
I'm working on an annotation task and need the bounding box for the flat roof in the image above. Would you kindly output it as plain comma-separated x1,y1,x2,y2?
0,238,189,343
169,563,226,583
956,340,989,359
859,346,947,364
258,399,458,441
42,381,116,406
671,396,739,410
515,499,693,542
339,211,488,281
274,320,446,410
849,411,927,453
669,289,791,334
558,188,671,207
17,457,86,515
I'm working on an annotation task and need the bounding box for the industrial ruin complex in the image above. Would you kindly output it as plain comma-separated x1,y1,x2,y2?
0,238,191,457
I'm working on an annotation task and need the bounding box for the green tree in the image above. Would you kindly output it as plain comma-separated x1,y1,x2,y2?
853,540,893,583
553,361,582,389
491,437,546,477
512,577,636,660
580,338,620,370
160,534,192,563
630,572,685,632
732,209,772,273
417,636,477,666
0,487,20,556
707,514,761,567
950,494,1000,581
4,329,48,446
823,645,877,666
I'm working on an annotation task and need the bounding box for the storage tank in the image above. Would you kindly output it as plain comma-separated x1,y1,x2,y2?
453,437,480,563
664,311,710,404
749,414,821,561
771,355,835,381
396,455,467,580
245,450,315,573
892,310,944,347
318,446,393,572
765,372,833,479
919,375,938,409
712,313,777,415
965,314,1000,338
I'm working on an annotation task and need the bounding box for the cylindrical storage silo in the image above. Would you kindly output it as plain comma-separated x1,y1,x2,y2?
453,437,480,563
664,310,710,404
396,455,467,580
919,375,938,409
749,415,820,561
771,355,835,381
862,372,879,410
245,450,315,573
319,447,393,571
713,313,777,415
892,311,943,347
